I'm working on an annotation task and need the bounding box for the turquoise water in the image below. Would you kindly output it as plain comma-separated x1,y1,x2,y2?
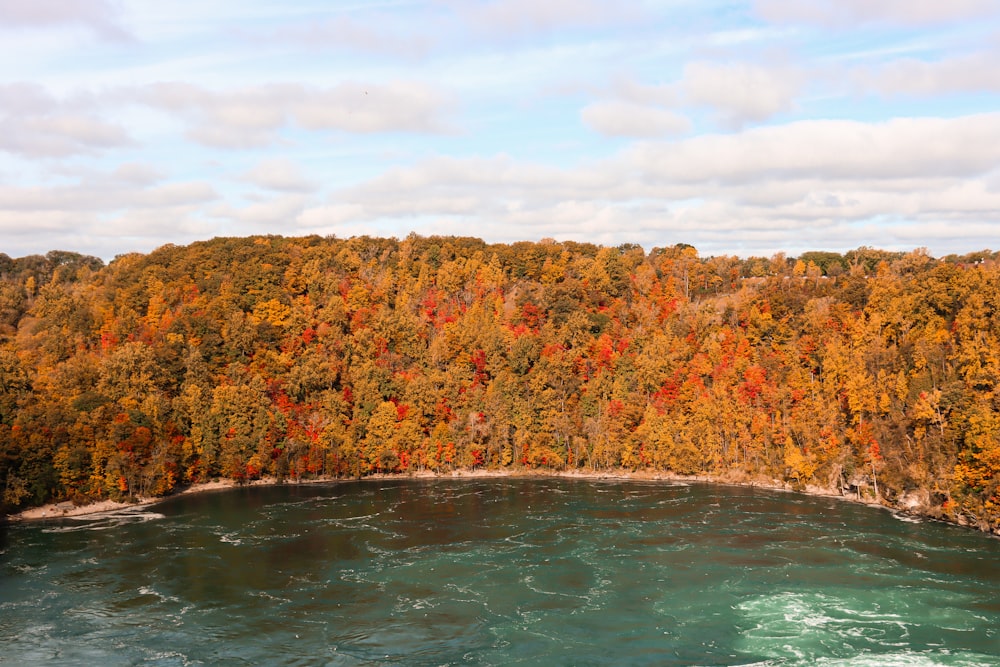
2,479,998,666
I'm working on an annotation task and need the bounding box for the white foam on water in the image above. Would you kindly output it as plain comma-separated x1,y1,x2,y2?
394,595,439,612
737,591,917,663
144,649,194,666
502,532,534,548
518,574,590,603
333,512,381,522
250,591,291,604
41,510,165,533
739,591,836,632
812,650,998,667
137,586,180,603
70,508,165,520
11,562,48,573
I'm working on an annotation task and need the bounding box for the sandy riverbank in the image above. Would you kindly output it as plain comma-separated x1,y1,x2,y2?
7,467,858,523
7,477,274,521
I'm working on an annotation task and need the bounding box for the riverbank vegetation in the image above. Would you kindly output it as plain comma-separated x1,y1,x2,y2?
1,236,998,531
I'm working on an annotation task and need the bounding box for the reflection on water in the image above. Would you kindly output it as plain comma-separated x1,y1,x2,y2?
3,479,999,666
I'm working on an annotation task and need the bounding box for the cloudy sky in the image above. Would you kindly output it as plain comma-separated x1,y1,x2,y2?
2,0,1000,260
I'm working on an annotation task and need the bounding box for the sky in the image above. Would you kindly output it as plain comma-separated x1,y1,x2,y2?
2,0,1000,261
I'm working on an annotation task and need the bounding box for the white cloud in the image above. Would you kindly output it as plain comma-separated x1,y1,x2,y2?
0,164,217,246
0,82,131,158
0,0,131,40
0,113,131,157
259,16,430,58
241,158,317,193
134,81,454,149
293,82,451,133
754,0,999,27
0,75,454,185
45,161,163,187
626,113,1000,183
682,61,800,127
110,162,163,186
0,178,215,212
132,182,216,208
855,52,1000,96
608,76,677,107
296,203,367,230
229,1,640,60
581,101,691,138
454,0,637,37
4,2,1000,260
284,112,1000,256
341,155,622,210
585,63,799,135
7,106,998,258
214,194,310,226
0,81,57,114
135,82,289,149
0,170,219,259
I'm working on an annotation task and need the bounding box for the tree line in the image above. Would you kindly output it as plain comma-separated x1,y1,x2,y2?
1,236,998,531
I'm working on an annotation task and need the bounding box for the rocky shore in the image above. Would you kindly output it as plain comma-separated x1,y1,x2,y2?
8,467,977,533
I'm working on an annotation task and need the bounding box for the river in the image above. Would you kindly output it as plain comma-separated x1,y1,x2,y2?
2,479,998,665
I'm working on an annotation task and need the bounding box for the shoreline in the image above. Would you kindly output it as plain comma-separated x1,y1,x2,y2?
5,467,882,524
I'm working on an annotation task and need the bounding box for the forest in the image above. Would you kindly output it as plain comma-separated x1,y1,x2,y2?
1,235,998,532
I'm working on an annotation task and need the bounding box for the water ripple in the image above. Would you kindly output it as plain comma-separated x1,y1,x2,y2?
3,479,999,666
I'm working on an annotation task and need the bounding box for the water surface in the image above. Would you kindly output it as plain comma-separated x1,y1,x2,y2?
2,479,998,665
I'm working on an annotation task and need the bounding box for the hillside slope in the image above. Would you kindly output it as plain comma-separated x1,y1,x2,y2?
1,237,998,531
